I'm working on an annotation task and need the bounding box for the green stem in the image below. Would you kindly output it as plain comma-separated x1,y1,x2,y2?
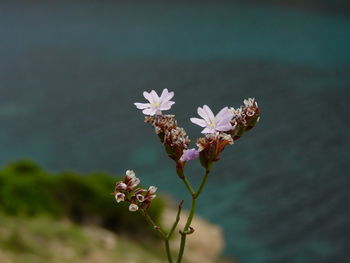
176,198,196,263
141,210,173,263
181,177,195,196
176,167,212,263
167,200,184,239
194,168,211,198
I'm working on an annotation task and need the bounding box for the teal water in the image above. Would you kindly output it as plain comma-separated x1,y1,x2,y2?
0,1,349,262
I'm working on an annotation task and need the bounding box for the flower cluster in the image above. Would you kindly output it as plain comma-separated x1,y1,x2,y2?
119,89,261,263
196,132,233,168
135,90,260,169
144,114,190,162
114,170,157,212
229,98,260,140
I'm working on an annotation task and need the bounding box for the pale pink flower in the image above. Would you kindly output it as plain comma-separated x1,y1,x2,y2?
190,105,233,134
180,148,200,161
134,89,175,116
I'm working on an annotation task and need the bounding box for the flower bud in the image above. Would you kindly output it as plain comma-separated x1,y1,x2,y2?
148,186,157,194
115,192,125,203
147,194,156,201
129,204,139,212
145,115,190,162
197,133,233,168
128,177,140,189
115,182,127,191
180,148,200,162
125,170,136,181
229,98,260,140
136,194,145,202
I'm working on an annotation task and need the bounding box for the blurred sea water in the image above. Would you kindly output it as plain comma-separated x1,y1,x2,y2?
0,1,349,262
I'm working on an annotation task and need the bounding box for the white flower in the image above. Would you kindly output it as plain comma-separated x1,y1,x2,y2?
136,194,145,202
115,182,127,191
190,105,233,134
129,204,139,212
134,89,175,116
222,134,234,145
229,107,243,117
125,170,136,179
148,186,158,194
115,192,125,203
243,98,257,108
128,177,140,189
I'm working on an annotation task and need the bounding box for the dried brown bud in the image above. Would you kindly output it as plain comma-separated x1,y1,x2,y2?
196,133,233,168
145,115,177,143
229,98,260,140
145,115,190,162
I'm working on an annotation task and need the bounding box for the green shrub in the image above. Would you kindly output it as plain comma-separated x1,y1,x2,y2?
0,160,165,238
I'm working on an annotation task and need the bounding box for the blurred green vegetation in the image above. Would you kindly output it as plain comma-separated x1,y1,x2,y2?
0,160,165,237
0,214,166,263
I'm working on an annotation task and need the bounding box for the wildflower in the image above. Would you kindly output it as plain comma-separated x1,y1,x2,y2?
125,170,136,180
190,105,233,134
134,89,175,116
136,194,145,202
146,194,156,201
114,170,158,212
115,182,127,191
163,127,190,161
115,192,125,203
148,186,158,194
127,177,140,189
145,115,190,162
229,98,260,140
196,133,233,168
180,148,200,162
129,204,139,212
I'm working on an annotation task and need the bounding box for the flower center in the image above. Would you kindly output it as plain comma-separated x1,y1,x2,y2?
151,102,160,108
209,119,215,128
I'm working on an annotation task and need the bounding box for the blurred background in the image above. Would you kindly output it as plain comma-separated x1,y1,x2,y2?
0,0,349,262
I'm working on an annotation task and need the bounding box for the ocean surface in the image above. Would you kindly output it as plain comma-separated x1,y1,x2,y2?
0,1,349,262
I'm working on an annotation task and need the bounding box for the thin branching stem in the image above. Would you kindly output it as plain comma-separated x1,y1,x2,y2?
140,210,173,263
176,166,212,263
167,200,184,239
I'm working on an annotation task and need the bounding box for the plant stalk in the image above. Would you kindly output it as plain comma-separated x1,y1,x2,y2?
141,210,174,263
176,167,211,263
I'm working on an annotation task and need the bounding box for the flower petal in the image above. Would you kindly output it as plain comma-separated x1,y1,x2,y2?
190,117,207,127
159,100,175,110
180,148,200,162
197,106,211,123
134,102,150,109
203,105,215,121
143,91,153,103
160,88,174,101
215,122,233,132
143,108,156,116
201,127,216,134
150,90,159,102
215,107,231,121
